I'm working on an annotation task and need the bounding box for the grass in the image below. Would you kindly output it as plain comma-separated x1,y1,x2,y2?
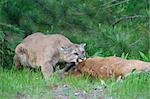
0,68,91,98
0,66,150,99
0,68,48,98
0,51,149,99
106,72,150,99
0,0,149,98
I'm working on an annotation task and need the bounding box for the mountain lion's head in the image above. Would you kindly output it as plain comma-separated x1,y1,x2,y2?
59,43,86,63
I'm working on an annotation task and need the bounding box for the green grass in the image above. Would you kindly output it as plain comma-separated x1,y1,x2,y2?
0,68,99,98
0,0,149,98
0,68,48,98
106,72,150,99
0,67,150,99
0,53,149,99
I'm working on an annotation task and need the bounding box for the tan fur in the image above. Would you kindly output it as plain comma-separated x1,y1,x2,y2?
14,33,86,79
70,56,150,78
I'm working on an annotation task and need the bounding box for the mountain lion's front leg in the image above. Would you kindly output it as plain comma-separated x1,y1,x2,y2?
56,62,76,79
41,61,54,80
63,62,76,72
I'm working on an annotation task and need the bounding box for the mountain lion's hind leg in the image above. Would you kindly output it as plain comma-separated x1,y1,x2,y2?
14,54,22,69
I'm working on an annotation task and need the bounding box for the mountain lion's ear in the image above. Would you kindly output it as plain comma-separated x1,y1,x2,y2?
80,43,86,48
59,47,71,53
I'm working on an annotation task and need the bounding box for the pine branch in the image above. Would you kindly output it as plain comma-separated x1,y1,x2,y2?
95,0,130,17
0,22,24,33
0,22,13,28
102,0,117,7
103,0,130,9
112,15,143,27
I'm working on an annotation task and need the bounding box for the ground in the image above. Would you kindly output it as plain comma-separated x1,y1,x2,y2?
0,68,150,99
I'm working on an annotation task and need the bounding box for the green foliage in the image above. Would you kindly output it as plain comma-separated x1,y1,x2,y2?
0,1,149,98
0,67,150,98
106,72,150,99
0,68,101,98
121,52,129,59
0,0,149,67
139,51,150,62
0,26,24,68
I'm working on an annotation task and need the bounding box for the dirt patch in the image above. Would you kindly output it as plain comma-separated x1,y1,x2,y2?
14,84,105,99
15,92,29,99
52,84,105,99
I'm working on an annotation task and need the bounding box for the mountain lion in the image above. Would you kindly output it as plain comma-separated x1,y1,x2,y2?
14,33,86,79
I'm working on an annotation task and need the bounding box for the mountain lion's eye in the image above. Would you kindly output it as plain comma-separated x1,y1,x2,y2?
74,52,79,55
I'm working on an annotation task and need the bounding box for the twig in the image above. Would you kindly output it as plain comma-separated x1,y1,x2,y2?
102,0,117,7
95,0,130,17
103,0,130,9
33,0,52,14
0,22,13,28
0,22,24,33
112,15,143,27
